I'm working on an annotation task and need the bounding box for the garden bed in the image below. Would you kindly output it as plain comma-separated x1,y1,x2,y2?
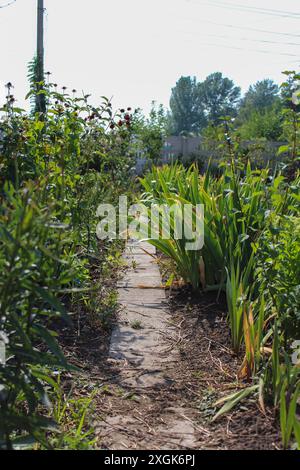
69,282,281,450
167,288,281,450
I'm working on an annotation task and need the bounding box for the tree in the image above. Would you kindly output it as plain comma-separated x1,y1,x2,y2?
237,79,282,140
238,106,283,141
198,72,241,125
239,79,280,117
169,76,206,135
280,72,300,112
131,102,168,162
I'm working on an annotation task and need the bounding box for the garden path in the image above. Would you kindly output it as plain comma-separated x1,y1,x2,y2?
96,239,203,449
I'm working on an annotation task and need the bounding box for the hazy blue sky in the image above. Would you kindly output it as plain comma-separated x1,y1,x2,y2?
0,0,299,112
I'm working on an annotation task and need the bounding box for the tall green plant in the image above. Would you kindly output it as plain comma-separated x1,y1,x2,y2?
0,79,136,448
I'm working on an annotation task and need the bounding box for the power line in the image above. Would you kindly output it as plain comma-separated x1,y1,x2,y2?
233,37,300,48
204,0,300,19
213,21,300,39
193,0,300,19
0,0,16,8
207,0,300,18
183,30,300,47
196,41,299,58
179,16,300,39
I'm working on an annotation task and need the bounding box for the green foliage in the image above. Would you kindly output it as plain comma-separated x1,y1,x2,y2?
280,72,300,178
169,76,206,135
131,102,167,163
212,385,259,422
140,164,204,289
140,161,288,352
280,383,300,450
140,80,300,445
256,216,300,343
0,80,135,448
45,377,96,450
27,56,46,114
239,79,280,115
234,74,299,146
168,73,294,149
236,76,297,143
280,71,300,112
238,104,283,141
169,73,241,135
198,72,241,125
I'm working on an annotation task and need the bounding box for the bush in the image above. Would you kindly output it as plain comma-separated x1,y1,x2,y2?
0,82,135,449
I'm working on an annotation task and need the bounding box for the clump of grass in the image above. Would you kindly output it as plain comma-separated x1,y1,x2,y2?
131,320,143,330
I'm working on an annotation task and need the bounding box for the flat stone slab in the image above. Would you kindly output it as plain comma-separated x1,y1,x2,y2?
125,242,156,256
117,275,162,289
107,240,177,387
110,325,176,366
97,407,202,450
122,253,158,270
116,304,173,328
97,238,203,449
118,288,166,304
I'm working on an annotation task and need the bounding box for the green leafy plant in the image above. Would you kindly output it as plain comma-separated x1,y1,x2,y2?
140,75,300,448
280,382,300,449
0,79,136,448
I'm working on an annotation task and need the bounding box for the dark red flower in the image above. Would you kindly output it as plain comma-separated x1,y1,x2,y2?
124,114,130,121
118,120,123,127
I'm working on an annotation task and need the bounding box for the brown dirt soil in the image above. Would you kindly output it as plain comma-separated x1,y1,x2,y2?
165,288,281,449
59,280,282,450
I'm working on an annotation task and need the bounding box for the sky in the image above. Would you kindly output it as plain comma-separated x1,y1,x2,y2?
0,0,299,113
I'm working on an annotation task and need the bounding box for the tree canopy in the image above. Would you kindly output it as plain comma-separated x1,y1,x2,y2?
169,73,241,135
198,72,241,125
169,76,206,135
239,79,280,118
168,74,286,140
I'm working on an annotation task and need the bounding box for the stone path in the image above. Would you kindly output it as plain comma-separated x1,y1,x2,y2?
110,239,179,389
97,239,203,449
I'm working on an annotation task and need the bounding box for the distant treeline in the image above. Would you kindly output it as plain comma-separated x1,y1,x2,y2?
165,72,299,141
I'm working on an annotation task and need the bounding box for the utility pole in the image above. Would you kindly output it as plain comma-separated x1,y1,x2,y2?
36,0,45,113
